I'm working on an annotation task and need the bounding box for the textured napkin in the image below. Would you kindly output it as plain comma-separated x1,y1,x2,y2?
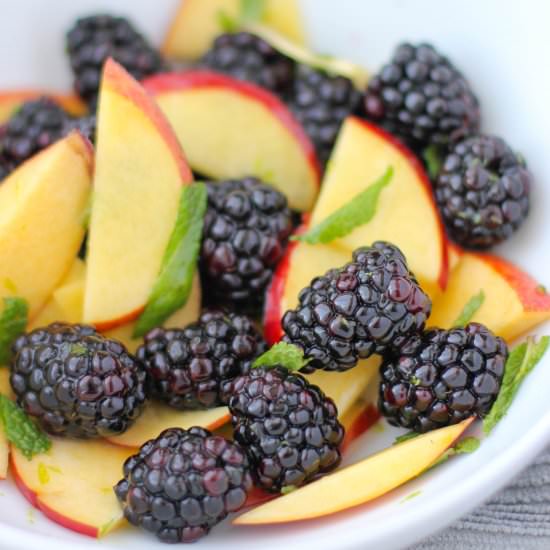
411,446,550,549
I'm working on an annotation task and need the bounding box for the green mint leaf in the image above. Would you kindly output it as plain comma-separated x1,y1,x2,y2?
0,395,50,459
240,0,267,21
281,485,297,495
452,290,485,328
134,183,207,337
0,297,28,364
393,431,420,445
422,145,444,181
429,436,480,470
217,9,239,32
484,337,550,434
253,342,311,372
293,167,393,245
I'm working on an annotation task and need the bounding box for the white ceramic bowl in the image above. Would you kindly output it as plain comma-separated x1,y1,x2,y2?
1,1,549,548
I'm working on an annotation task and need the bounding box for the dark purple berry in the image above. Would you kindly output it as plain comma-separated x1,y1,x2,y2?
379,323,508,432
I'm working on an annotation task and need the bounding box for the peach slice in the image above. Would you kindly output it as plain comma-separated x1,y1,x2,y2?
11,439,133,537
0,132,92,318
106,404,230,448
144,71,320,211
430,251,550,341
310,116,448,299
162,0,306,60
84,59,193,330
0,90,86,124
234,418,473,524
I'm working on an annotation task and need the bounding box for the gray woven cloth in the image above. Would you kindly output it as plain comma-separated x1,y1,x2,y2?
410,447,550,549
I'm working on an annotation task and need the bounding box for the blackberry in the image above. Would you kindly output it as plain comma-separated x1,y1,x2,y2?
201,178,293,310
229,366,344,492
363,43,480,148
289,64,362,165
137,310,266,410
64,114,97,144
434,134,532,249
379,323,508,433
10,323,146,438
115,427,252,543
282,242,431,372
66,14,163,107
0,98,70,172
200,32,294,95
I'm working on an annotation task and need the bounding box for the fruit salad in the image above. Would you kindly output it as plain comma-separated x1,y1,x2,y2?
0,0,549,545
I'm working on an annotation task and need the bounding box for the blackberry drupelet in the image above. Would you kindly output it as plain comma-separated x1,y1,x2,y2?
434,134,532,249
0,98,70,172
229,366,344,492
200,32,294,95
137,310,266,410
289,64,362,165
64,114,97,144
66,14,163,107
114,427,253,543
201,178,293,310
379,323,508,433
282,242,432,372
363,43,480,148
10,323,146,438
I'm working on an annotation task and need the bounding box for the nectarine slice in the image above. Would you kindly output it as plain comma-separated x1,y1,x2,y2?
106,404,230,448
0,132,92,318
84,59,193,330
234,418,473,524
310,117,448,299
144,71,320,211
430,251,550,341
11,439,133,537
162,0,306,60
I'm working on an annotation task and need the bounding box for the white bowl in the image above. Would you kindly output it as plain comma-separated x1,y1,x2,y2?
1,1,549,548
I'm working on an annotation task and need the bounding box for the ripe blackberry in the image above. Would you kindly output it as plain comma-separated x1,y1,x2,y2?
229,366,344,492
363,43,480,148
137,310,266,410
201,178,293,310
0,98,70,171
379,323,508,433
289,64,362,165
10,323,146,438
115,427,252,543
434,134,532,249
66,14,163,107
200,32,294,95
282,242,431,372
63,114,97,144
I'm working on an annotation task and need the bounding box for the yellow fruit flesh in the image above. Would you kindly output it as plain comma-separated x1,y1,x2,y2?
311,117,445,299
84,79,184,325
0,134,91,318
430,253,550,341
235,419,473,524
156,87,318,211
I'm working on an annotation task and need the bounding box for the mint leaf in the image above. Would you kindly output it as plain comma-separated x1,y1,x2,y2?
134,183,207,337
484,337,549,434
429,436,480,470
217,10,239,32
393,431,420,445
253,342,311,371
0,395,50,459
240,0,266,21
293,167,393,245
0,297,28,364
452,290,485,328
422,145,444,181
